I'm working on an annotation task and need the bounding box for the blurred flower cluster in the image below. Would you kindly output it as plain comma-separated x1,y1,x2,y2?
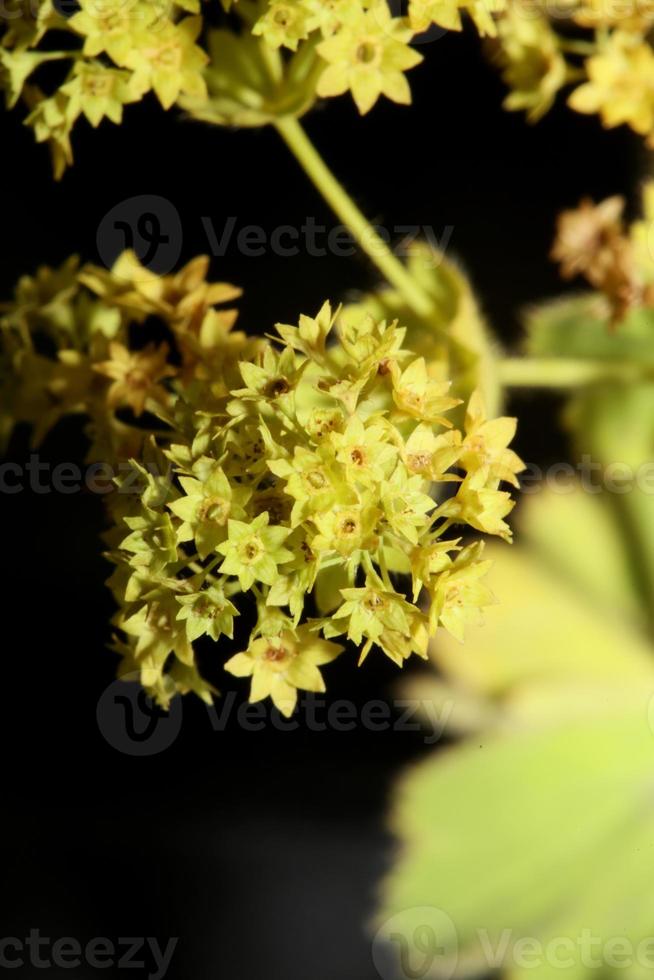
0,0,507,175
492,0,654,142
551,183,654,323
0,250,244,459
0,250,522,714
0,0,209,175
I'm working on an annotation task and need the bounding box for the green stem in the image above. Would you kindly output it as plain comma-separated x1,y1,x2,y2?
274,115,435,321
498,357,648,389
376,545,394,591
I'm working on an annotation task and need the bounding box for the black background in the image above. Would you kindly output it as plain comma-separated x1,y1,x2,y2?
0,25,638,980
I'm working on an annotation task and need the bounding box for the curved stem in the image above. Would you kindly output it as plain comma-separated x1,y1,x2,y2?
274,115,435,321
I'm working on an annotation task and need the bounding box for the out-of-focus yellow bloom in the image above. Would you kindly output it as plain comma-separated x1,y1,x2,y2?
125,18,208,109
569,33,654,144
94,341,176,416
409,0,505,36
495,7,568,121
253,0,312,50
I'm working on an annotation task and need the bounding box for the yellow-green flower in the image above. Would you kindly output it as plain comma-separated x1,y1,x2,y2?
24,92,75,180
391,357,460,424
253,0,312,50
177,585,238,642
125,17,209,109
60,62,137,127
408,0,505,36
311,498,381,556
380,464,436,544
217,513,293,589
69,0,156,65
316,1,423,114
495,8,568,121
0,49,65,108
268,445,354,526
437,466,515,540
428,542,494,640
459,390,524,487
118,595,194,688
302,0,361,36
328,578,421,662
94,341,176,416
330,415,397,486
232,344,302,405
224,626,343,716
168,463,251,557
402,423,461,480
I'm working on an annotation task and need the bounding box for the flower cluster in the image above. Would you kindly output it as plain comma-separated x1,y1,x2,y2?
1,254,522,715
108,299,521,715
1,0,508,174
0,0,209,175
491,0,654,144
0,249,244,462
551,182,654,323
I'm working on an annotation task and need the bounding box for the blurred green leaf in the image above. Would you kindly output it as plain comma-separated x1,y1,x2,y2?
525,295,654,365
379,487,654,980
567,382,654,635
380,713,654,980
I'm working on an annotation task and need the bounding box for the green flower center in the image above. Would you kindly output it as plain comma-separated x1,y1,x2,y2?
407,451,432,472
265,377,291,398
153,43,182,71
337,515,358,536
200,496,230,525
82,74,114,97
307,469,327,489
273,7,291,25
102,12,127,33
240,537,263,563
355,40,379,65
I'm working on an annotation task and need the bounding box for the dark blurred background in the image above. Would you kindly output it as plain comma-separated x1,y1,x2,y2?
0,25,638,980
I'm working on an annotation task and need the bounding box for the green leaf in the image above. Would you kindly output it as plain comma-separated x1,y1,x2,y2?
379,486,654,980
379,712,654,980
525,295,654,365
566,382,654,634
518,484,645,630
